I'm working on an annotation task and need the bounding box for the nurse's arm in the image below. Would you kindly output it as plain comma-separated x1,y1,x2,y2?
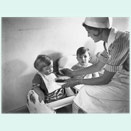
79,70,116,85
72,60,105,77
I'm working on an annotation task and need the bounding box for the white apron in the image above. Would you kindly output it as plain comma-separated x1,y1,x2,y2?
73,69,129,113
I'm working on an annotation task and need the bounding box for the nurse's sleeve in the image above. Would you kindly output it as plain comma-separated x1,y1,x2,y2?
104,32,129,72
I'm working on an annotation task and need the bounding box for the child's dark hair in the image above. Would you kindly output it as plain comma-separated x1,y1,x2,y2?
34,55,52,72
76,47,89,56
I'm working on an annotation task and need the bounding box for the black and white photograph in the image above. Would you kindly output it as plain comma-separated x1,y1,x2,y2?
2,17,129,114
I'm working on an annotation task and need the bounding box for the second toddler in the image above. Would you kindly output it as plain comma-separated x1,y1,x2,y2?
72,47,99,78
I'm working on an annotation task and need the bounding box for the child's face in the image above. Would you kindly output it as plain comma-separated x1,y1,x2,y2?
77,51,90,66
41,61,53,75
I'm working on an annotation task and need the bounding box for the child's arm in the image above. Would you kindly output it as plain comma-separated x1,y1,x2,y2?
32,74,45,102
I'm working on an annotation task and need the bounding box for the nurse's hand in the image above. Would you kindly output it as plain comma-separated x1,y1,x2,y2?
60,68,73,77
62,78,81,88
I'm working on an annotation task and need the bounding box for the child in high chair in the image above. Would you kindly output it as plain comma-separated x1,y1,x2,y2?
31,54,74,104
72,47,99,79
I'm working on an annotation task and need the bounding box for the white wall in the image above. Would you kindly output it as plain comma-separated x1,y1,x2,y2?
2,17,129,112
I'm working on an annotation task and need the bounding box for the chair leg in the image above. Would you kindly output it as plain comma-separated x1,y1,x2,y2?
72,102,79,113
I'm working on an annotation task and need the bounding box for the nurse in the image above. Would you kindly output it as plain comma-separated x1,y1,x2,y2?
62,17,129,113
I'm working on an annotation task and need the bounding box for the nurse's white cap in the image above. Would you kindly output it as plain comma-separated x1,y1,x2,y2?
84,17,112,28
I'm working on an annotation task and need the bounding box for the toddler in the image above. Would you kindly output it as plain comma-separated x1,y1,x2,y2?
32,54,74,103
72,47,99,78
